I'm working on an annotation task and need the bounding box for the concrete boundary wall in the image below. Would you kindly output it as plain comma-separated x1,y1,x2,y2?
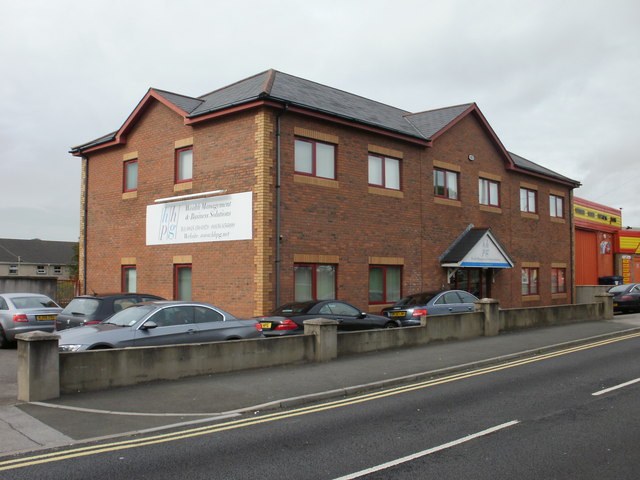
17,297,613,400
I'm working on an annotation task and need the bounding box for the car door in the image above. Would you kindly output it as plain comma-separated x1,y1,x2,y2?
432,291,468,314
456,291,478,312
191,305,236,341
318,302,370,330
133,306,199,347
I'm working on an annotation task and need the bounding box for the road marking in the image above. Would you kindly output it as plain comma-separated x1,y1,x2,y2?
592,377,640,396
2,331,640,472
28,402,232,417
332,420,520,480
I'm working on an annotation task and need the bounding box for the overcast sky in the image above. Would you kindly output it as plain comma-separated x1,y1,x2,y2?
2,0,638,241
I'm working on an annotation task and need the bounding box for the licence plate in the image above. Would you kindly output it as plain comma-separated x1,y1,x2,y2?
391,312,405,317
613,303,618,307
260,322,272,329
36,315,57,321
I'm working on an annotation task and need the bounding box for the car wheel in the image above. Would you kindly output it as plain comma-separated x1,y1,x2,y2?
383,322,397,329
0,327,8,349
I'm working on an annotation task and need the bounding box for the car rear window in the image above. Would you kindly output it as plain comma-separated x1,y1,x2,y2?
11,296,59,309
272,302,314,315
61,298,101,316
396,293,436,306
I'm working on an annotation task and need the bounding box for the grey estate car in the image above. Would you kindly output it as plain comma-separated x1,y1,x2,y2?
57,301,263,351
0,293,62,347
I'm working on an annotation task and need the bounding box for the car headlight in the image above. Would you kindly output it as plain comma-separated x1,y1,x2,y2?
59,344,83,352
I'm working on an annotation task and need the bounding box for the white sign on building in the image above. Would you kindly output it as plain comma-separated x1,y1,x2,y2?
146,191,253,246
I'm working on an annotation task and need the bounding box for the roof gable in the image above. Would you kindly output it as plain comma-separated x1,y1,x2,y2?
440,227,514,269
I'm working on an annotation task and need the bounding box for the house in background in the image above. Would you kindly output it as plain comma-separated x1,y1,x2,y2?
70,69,580,318
0,238,78,303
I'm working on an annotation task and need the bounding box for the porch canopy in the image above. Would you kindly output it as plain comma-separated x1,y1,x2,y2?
440,227,514,269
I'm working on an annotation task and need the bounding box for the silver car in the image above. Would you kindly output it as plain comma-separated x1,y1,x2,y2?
0,293,62,347
58,301,263,351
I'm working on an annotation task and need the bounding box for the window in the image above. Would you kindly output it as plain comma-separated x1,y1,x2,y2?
8,265,17,275
369,154,400,190
123,159,138,192
520,188,537,213
551,268,566,294
36,265,46,275
294,264,336,301
53,266,62,275
550,194,564,218
479,178,500,207
521,267,539,296
369,265,402,303
434,168,459,200
295,138,336,179
174,264,192,300
175,147,193,183
122,265,137,293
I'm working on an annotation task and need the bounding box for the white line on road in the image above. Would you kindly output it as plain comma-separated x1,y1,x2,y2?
332,420,520,480
592,377,640,396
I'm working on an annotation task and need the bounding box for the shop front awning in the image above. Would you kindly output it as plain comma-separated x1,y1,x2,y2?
440,227,514,269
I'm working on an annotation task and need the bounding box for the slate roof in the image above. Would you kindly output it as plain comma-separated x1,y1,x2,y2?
0,239,77,265
70,69,579,186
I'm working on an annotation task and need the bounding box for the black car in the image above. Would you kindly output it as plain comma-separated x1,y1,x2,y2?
257,300,401,336
381,290,479,326
608,283,640,313
55,293,165,331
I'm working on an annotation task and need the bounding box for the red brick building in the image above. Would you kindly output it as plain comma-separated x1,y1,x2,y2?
71,70,580,317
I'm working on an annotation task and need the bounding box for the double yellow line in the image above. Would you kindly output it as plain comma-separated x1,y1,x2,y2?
2,331,639,471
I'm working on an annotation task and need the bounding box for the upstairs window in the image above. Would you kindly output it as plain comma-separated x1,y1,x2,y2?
175,147,193,183
8,265,18,275
521,267,539,296
123,159,138,192
36,265,46,275
479,178,500,207
368,154,400,190
550,194,564,218
434,168,459,200
53,266,62,275
295,138,336,179
520,188,537,213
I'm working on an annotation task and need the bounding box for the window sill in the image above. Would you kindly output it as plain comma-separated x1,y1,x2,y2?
522,295,541,302
480,205,502,214
520,212,539,220
434,197,461,207
122,191,138,200
550,217,566,224
369,303,393,313
552,293,568,299
368,186,404,198
294,174,339,189
174,182,193,192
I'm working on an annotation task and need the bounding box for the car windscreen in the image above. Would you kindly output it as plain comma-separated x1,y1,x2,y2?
395,293,437,306
608,285,630,294
104,305,155,327
271,302,315,315
61,298,101,316
11,296,59,309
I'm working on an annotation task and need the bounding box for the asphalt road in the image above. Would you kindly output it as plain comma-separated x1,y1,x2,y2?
2,331,639,479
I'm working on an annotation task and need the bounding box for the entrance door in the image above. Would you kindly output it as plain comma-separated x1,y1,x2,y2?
450,268,491,298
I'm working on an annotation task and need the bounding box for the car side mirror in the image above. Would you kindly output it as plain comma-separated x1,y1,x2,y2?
358,312,367,319
140,321,157,331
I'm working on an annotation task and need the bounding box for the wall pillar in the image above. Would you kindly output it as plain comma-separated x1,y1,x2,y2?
475,298,500,336
303,318,338,362
595,293,614,320
16,331,60,402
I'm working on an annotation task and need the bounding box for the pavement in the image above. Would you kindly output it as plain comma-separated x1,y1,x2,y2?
2,313,640,458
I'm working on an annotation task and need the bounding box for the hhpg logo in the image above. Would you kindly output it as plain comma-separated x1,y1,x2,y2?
159,204,180,241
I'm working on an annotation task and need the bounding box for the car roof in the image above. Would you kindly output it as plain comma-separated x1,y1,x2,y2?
72,293,162,300
0,292,52,298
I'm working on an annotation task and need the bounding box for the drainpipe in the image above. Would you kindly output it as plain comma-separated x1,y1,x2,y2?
81,154,89,295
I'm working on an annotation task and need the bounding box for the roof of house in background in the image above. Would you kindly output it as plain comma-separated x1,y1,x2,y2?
71,69,579,186
0,238,77,265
